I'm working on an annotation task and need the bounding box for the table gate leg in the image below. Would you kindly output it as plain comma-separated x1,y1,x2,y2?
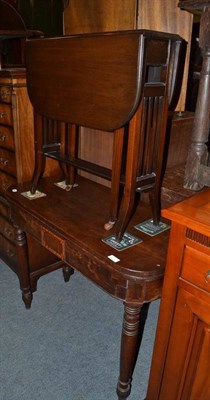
117,303,150,400
15,226,32,309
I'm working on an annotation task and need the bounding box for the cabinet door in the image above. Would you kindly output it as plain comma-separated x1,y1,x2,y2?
158,287,210,400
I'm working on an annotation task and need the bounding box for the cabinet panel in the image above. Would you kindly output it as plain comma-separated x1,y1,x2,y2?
159,288,210,400
64,0,137,34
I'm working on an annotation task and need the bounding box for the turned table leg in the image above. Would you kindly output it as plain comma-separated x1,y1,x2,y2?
15,227,33,309
117,303,150,400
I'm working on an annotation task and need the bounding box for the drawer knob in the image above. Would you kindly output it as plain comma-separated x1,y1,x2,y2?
0,134,6,141
0,157,9,166
205,270,210,284
0,112,6,119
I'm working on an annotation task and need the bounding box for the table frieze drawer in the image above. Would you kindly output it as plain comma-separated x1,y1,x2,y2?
41,226,65,259
0,86,12,103
0,148,16,176
0,125,14,150
181,244,210,293
65,241,131,300
0,103,13,126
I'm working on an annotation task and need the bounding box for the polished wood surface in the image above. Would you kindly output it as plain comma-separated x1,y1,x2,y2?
25,30,184,240
6,175,170,400
64,0,138,185
146,189,210,400
64,0,137,34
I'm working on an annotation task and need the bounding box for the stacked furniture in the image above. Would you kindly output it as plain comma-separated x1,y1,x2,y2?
6,29,185,400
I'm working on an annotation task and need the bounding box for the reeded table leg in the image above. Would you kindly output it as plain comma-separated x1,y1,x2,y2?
15,226,33,309
117,303,150,400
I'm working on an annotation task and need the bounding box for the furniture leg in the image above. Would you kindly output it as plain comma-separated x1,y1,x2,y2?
62,265,74,282
15,226,32,309
104,127,124,230
115,108,142,241
117,303,150,400
65,123,78,188
149,189,161,226
31,113,46,194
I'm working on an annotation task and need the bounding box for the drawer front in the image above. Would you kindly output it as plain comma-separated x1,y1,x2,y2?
181,244,210,293
0,214,15,242
0,125,14,150
0,171,16,194
0,148,16,176
0,103,13,126
0,86,12,103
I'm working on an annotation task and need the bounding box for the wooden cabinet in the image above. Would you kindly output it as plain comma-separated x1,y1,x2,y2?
0,69,65,292
0,69,33,268
146,189,210,400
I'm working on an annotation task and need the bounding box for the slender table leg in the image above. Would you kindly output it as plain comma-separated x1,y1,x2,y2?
117,303,150,400
15,226,32,309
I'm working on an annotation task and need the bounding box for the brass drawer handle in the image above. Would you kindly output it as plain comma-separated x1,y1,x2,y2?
205,270,210,284
0,157,9,166
0,112,6,119
0,134,6,141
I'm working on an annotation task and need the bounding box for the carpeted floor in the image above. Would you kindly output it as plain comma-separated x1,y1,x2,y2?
0,260,159,400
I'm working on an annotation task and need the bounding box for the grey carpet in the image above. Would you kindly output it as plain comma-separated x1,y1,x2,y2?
0,260,159,400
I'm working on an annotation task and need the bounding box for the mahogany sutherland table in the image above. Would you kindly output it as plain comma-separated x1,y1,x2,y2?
6,176,170,400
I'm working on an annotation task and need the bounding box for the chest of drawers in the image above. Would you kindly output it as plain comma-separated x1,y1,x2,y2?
0,69,67,296
146,190,210,400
